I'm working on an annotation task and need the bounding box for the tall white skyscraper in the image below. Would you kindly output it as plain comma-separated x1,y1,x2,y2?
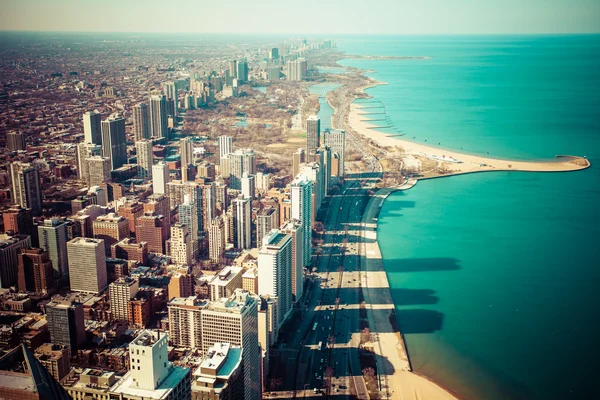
67,237,107,294
258,230,293,327
132,102,150,141
179,195,199,258
101,116,127,170
152,161,169,195
76,142,102,180
291,176,312,267
170,223,192,266
10,162,42,216
135,139,153,179
38,218,68,278
208,216,226,263
218,135,232,164
150,94,168,139
306,116,320,154
299,162,323,214
241,173,255,199
233,197,251,250
83,110,102,145
228,149,255,190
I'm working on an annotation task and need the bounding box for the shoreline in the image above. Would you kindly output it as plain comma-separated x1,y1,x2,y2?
360,182,460,400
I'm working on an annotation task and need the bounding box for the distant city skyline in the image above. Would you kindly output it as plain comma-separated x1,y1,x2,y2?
1,0,599,34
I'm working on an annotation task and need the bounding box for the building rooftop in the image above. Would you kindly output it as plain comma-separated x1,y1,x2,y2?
210,266,243,288
195,343,242,380
109,364,189,400
68,237,103,246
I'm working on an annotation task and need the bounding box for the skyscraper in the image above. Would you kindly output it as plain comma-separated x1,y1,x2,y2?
258,230,293,327
241,173,255,199
233,197,252,250
86,156,112,187
38,218,68,278
101,116,127,170
208,216,226,263
6,131,26,151
0,233,31,288
237,61,249,83
287,58,307,81
256,207,279,246
135,139,153,179
280,219,304,301
292,148,305,177
306,116,320,154
83,110,102,145
135,213,168,254
77,142,102,180
17,248,54,294
229,60,238,79
167,297,205,349
202,182,216,233
144,193,170,232
150,94,168,139
228,149,255,190
179,195,199,258
164,81,177,102
323,128,346,176
218,135,232,164
109,277,139,321
200,289,261,400
92,213,129,252
10,162,42,216
45,296,85,351
152,161,170,195
180,137,194,167
67,237,107,294
132,102,151,141
170,223,192,266
291,176,312,267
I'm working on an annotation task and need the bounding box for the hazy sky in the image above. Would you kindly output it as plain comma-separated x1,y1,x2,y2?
1,0,599,34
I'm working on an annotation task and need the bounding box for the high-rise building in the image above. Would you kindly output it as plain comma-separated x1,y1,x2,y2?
3,207,35,239
293,148,305,178
17,248,54,294
152,161,170,195
77,142,102,180
255,172,270,192
191,343,244,400
135,212,168,254
209,266,243,301
10,162,42,216
144,193,170,231
218,135,232,164
323,128,346,176
256,207,279,246
229,60,238,79
170,223,192,266
167,296,206,349
93,213,129,252
38,218,68,277
164,81,177,103
6,131,26,151
150,94,169,139
280,219,304,301
136,139,153,179
299,162,323,214
118,201,144,234
241,173,255,199
180,137,194,167
168,272,194,299
306,116,320,154
228,149,255,190
83,110,102,145
258,230,292,327
67,237,107,294
109,277,139,321
133,102,151,141
86,156,112,187
291,176,312,267
101,116,127,170
201,289,261,400
0,344,71,400
179,195,199,258
33,343,71,382
111,238,149,264
0,233,31,288
208,216,226,263
45,296,85,351
111,330,191,399
236,61,248,83
287,58,307,81
233,197,252,250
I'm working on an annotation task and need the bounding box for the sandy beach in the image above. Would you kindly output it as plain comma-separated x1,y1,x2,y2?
348,103,590,175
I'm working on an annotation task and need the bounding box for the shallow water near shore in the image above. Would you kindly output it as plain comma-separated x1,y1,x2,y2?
333,35,600,399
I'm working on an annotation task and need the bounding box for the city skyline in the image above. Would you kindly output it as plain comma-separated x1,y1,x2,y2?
1,0,599,34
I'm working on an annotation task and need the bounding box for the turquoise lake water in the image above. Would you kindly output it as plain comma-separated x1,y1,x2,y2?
334,36,600,400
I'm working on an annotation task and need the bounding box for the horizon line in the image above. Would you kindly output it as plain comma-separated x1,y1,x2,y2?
0,30,599,36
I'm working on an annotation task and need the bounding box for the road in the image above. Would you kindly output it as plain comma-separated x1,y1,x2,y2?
268,132,382,399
